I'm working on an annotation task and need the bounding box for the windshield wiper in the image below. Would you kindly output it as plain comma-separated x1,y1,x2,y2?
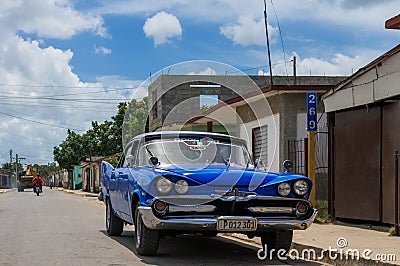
146,146,154,157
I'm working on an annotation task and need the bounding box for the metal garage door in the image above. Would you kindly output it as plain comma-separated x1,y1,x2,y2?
334,106,381,221
382,102,400,224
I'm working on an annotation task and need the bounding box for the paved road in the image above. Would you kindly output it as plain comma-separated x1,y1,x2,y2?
0,189,326,266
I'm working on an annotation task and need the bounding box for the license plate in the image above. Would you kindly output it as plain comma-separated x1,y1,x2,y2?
217,217,257,231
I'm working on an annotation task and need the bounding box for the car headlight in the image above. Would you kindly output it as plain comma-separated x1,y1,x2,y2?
277,182,291,196
293,180,308,196
154,177,173,195
175,179,189,194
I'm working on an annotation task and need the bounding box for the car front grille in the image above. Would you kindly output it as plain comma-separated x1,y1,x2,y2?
162,197,313,220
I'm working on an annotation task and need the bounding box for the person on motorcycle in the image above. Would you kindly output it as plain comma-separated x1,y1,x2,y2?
32,174,43,193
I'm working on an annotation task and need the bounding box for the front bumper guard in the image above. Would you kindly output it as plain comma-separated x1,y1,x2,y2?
138,206,318,231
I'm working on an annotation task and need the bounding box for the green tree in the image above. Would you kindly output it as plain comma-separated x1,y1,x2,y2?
53,130,87,170
122,97,148,146
53,98,148,168
200,104,214,112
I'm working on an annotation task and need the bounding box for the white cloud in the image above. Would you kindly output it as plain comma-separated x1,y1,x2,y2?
258,69,268,76
262,0,398,32
220,16,277,46
272,51,378,76
187,67,217,76
0,1,120,165
0,35,126,164
143,11,182,46
0,0,107,39
94,45,112,55
95,75,147,99
95,0,398,33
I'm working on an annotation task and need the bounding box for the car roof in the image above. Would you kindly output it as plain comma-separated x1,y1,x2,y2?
129,131,246,145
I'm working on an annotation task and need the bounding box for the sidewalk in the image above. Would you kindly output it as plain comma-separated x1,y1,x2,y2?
56,187,98,198
0,188,14,194
228,222,400,265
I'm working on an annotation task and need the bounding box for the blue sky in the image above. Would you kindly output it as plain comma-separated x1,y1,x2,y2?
0,0,398,165
66,0,399,79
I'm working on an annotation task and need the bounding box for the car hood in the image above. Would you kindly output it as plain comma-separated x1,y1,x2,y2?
155,164,279,188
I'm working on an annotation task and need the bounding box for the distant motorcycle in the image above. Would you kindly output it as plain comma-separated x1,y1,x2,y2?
33,185,41,196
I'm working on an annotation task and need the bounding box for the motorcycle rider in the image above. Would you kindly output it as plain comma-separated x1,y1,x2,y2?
32,174,43,193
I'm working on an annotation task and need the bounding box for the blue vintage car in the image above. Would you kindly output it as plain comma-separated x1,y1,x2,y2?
101,131,317,256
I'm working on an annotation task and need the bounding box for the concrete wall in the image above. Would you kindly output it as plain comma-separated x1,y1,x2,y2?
323,51,400,112
148,75,344,132
239,114,280,172
72,165,82,190
233,92,326,171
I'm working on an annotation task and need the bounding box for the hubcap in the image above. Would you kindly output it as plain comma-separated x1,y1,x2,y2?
135,211,142,248
106,201,111,229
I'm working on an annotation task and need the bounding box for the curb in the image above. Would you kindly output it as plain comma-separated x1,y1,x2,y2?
57,188,98,198
0,189,15,194
226,233,399,266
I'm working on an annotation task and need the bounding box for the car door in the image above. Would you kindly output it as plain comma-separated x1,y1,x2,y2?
119,140,139,219
109,153,125,214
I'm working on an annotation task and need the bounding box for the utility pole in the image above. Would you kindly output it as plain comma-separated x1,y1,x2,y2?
9,149,12,187
395,151,399,236
293,56,297,85
15,154,18,186
263,0,273,86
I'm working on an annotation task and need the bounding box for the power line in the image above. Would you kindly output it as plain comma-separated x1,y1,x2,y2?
0,100,119,111
0,83,135,89
225,60,292,75
0,95,127,102
0,87,135,98
0,110,85,132
0,127,60,147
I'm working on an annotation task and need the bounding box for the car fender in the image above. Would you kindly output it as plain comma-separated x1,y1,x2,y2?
101,161,115,201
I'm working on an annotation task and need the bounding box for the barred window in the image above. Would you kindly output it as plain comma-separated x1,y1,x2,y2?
252,126,268,169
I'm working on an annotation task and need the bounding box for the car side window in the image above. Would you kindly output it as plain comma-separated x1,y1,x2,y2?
138,141,154,166
130,140,139,166
123,144,133,168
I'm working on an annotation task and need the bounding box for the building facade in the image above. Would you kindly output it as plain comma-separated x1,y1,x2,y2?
322,44,400,223
80,157,103,193
148,75,345,200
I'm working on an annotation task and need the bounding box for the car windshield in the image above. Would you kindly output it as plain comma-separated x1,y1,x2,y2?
138,138,253,167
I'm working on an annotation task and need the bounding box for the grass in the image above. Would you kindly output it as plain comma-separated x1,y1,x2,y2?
314,200,332,224
388,227,396,236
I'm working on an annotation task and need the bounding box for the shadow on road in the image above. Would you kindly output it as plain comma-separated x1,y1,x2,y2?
100,229,324,265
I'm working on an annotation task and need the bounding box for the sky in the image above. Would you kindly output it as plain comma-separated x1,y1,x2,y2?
0,0,398,166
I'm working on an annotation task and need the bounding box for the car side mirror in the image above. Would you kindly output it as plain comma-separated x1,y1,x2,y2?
149,156,159,166
283,160,293,173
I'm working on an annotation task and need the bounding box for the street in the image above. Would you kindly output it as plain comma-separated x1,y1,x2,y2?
0,189,326,266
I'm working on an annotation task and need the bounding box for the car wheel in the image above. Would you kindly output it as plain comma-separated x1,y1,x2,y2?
106,199,123,236
260,230,293,255
134,203,161,256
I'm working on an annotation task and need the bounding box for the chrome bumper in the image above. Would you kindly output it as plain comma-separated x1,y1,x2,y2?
138,206,318,231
